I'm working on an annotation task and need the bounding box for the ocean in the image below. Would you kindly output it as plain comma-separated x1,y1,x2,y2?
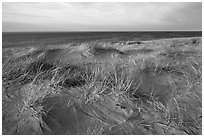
2,31,202,48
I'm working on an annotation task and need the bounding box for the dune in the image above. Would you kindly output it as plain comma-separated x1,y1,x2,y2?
2,37,202,135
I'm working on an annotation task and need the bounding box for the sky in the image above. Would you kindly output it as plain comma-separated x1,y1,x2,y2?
2,2,202,32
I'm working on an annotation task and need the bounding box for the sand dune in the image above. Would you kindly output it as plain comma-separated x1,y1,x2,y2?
2,37,202,135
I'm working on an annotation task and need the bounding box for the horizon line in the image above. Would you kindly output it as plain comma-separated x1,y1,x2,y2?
3,30,202,33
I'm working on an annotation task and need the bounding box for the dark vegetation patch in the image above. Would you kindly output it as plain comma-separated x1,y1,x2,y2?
119,41,144,45
122,48,154,55
92,45,125,57
127,41,144,45
56,65,87,88
26,61,55,74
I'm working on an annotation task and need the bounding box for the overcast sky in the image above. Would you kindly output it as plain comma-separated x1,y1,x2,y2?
2,2,202,32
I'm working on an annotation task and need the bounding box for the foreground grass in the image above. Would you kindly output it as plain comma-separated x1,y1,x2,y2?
2,37,202,135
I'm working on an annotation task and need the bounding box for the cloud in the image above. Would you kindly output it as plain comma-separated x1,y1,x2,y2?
2,2,202,31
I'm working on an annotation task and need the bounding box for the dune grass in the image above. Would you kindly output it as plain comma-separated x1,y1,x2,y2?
2,37,202,135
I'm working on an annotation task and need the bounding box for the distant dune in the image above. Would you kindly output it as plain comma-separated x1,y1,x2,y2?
2,37,202,135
